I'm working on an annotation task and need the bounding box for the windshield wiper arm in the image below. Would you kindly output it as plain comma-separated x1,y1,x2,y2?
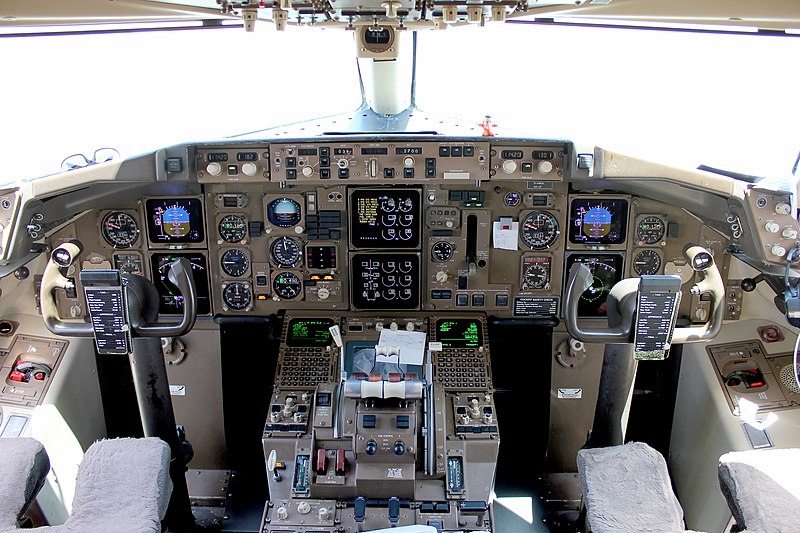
697,164,761,184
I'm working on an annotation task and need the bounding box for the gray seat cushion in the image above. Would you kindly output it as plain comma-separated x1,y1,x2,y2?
577,442,686,533
40,437,173,533
0,437,50,531
718,448,800,533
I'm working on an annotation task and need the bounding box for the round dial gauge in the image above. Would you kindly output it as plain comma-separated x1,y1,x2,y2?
431,241,454,262
270,237,303,267
219,214,247,243
101,211,140,248
636,216,666,245
273,271,302,299
633,249,662,275
520,211,560,249
223,282,252,310
522,257,551,290
114,253,143,276
221,249,249,277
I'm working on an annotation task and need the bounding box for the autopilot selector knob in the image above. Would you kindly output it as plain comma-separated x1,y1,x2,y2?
242,162,258,176
365,440,377,455
468,398,481,419
502,160,517,174
537,160,553,174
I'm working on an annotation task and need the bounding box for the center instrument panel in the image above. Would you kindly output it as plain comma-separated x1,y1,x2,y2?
49,137,732,325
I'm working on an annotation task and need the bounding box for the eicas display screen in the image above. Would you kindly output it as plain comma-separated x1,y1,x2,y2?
286,318,335,347
351,252,420,310
568,198,628,245
350,188,421,249
436,319,483,349
565,254,624,317
146,198,204,244
150,253,211,315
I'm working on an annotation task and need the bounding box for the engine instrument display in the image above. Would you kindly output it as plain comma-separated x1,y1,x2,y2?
636,216,666,245
286,318,335,347
521,255,551,290
568,198,628,245
351,252,419,310
150,253,211,315
223,282,252,310
218,214,248,243
565,253,624,317
270,237,303,267
220,249,249,277
101,211,140,248
146,198,204,244
350,188,421,249
436,318,482,349
519,211,560,249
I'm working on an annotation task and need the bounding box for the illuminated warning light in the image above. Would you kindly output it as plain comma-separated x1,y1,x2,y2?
310,275,321,280
324,275,334,280
257,294,269,300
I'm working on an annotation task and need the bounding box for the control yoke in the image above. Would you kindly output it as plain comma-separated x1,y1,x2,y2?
40,241,197,338
564,245,725,345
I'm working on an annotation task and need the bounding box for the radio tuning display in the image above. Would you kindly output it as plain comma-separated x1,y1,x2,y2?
350,188,421,249
568,198,628,245
351,253,419,310
436,319,483,349
146,198,204,244
286,318,335,347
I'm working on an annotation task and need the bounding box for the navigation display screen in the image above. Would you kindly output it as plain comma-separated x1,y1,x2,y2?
287,318,335,347
436,319,483,349
350,188,421,249
565,253,624,317
146,198,204,244
568,198,628,245
150,253,211,315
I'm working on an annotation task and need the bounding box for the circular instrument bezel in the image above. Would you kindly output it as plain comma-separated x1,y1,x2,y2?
270,236,303,268
101,211,140,248
220,248,250,278
431,241,454,262
218,214,248,243
273,271,302,299
636,215,666,245
223,282,252,310
519,210,560,249
632,249,662,276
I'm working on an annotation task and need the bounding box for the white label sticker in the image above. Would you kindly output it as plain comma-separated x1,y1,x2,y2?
557,388,582,399
170,385,186,396
428,342,443,351
387,468,403,479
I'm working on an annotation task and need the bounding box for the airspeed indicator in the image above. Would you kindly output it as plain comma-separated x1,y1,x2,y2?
520,211,560,249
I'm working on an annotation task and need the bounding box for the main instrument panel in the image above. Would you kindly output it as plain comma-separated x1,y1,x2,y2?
48,136,740,326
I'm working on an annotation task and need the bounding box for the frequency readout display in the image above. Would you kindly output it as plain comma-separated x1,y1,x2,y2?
568,198,628,245
350,188,421,248
286,318,335,347
436,319,483,349
145,198,204,244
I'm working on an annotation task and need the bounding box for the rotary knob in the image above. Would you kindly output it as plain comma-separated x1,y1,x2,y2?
772,245,787,257
365,440,377,455
297,502,311,515
765,222,780,234
435,271,449,283
390,321,398,331
403,157,415,168
242,162,258,176
318,507,332,521
302,166,314,177
775,202,792,215
276,507,288,520
206,162,223,176
537,160,554,174
502,160,517,174
783,227,798,239
316,287,330,300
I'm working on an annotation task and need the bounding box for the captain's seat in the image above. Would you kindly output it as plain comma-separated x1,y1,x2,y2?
0,437,171,532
